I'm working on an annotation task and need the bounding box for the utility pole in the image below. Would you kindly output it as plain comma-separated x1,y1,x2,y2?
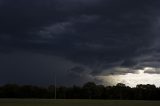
54,73,57,99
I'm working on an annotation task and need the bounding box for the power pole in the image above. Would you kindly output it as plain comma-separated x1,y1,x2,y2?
54,74,57,99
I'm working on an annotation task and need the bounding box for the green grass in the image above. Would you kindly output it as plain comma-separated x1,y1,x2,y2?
0,99,160,106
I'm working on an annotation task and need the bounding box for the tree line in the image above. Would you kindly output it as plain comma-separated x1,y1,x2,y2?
0,82,160,100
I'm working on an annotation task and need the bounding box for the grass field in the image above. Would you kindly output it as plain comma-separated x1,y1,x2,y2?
0,99,160,106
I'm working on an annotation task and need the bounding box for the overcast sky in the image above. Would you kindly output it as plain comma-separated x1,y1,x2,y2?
0,0,160,86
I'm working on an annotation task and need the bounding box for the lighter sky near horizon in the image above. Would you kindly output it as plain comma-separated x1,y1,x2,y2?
97,67,160,87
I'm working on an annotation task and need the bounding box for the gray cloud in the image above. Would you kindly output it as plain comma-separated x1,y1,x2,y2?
0,51,94,86
0,0,160,85
144,68,160,74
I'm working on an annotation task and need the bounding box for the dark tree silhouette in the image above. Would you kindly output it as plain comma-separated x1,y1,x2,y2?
0,82,160,100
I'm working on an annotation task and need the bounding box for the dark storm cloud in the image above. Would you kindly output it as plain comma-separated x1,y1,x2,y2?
0,0,160,85
0,51,89,86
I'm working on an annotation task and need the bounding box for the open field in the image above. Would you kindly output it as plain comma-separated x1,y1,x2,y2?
0,99,160,106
